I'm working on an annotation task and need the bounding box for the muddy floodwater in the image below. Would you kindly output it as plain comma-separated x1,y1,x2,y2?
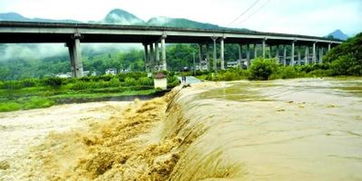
0,78,361,180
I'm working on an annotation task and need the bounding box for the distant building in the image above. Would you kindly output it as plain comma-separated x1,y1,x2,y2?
55,72,72,78
105,68,117,75
199,59,209,70
226,61,239,68
83,71,90,76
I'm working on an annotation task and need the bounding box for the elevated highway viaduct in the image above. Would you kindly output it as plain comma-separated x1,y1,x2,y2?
0,21,342,77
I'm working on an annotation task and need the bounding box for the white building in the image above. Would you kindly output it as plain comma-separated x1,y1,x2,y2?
105,68,117,75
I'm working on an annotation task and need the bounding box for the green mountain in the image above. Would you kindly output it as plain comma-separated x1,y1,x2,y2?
103,9,145,25
0,12,80,23
147,16,224,30
326,29,349,41
0,12,28,21
0,9,251,31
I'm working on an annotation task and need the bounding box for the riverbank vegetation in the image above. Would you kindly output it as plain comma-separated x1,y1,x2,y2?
200,32,361,81
0,72,180,112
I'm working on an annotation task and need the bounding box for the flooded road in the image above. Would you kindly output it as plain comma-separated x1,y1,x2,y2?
0,78,361,180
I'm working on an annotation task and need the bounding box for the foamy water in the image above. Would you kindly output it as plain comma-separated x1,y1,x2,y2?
169,78,362,180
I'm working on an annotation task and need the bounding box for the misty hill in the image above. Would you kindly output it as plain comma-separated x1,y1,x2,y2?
0,12,80,23
0,9,250,32
327,29,349,41
102,9,145,25
0,12,28,21
147,16,224,30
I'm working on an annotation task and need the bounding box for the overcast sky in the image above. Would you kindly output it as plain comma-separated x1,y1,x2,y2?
0,0,361,36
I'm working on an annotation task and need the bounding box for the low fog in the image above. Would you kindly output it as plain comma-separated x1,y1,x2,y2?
0,43,142,61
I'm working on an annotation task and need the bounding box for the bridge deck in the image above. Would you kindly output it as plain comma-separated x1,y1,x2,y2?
0,21,342,45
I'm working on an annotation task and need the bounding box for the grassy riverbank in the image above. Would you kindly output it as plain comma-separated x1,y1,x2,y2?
0,72,179,112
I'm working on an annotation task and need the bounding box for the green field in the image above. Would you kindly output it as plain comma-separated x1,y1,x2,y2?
0,72,180,112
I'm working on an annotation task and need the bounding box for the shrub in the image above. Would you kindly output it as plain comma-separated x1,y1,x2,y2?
124,77,137,86
138,77,153,86
108,78,121,87
70,81,90,90
308,69,333,77
324,33,362,76
0,102,21,112
277,66,300,79
330,55,362,76
1,81,23,89
43,77,63,88
249,58,279,80
20,79,38,88
23,97,55,109
167,75,180,88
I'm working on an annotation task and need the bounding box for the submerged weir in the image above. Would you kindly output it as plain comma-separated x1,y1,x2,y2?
25,78,362,180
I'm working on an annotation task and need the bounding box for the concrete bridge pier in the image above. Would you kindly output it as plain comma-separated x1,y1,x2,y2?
66,34,83,78
283,45,287,66
254,44,258,59
312,42,317,64
66,43,75,77
212,37,217,71
143,43,149,72
305,46,309,65
198,44,203,63
275,45,280,63
149,43,155,71
205,44,210,70
155,42,160,69
220,37,225,70
238,44,242,68
291,41,295,66
262,39,266,58
268,46,272,58
246,44,251,67
328,43,331,52
161,35,167,71
297,47,301,65
319,47,324,63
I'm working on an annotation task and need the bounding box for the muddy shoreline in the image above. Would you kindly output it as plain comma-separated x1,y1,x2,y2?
53,89,170,104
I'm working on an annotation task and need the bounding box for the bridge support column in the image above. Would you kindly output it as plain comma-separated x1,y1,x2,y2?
275,45,280,63
143,43,149,72
246,44,251,67
312,42,317,64
212,37,217,71
67,35,83,78
283,45,287,66
305,46,309,65
291,41,295,66
66,43,75,77
238,44,242,68
297,47,301,65
268,46,272,58
328,43,331,52
319,47,323,63
161,36,167,71
150,43,155,71
198,44,203,63
220,38,225,70
254,44,258,59
206,44,210,70
155,42,160,70
262,39,266,58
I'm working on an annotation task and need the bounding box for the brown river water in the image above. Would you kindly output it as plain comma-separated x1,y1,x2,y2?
0,78,361,180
